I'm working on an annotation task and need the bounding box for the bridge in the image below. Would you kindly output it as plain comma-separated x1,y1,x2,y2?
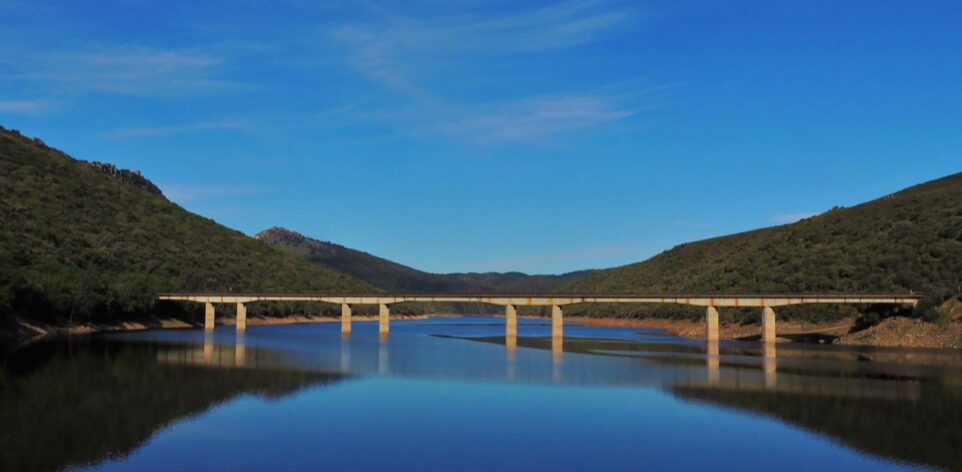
157,293,920,343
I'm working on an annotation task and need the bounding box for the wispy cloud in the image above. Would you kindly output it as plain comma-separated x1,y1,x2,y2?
106,104,360,139
107,120,253,139
6,46,242,98
770,212,818,224
327,1,646,145
0,98,56,115
332,0,635,92
433,95,634,144
161,184,272,203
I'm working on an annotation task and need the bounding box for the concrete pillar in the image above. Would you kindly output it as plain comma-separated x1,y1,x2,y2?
551,305,563,338
762,306,776,344
506,305,518,364
705,306,719,342
379,303,390,336
236,303,247,332
204,302,215,331
341,303,352,335
506,304,518,337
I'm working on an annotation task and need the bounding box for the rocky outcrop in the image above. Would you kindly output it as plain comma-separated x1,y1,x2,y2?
939,297,962,322
255,227,308,246
84,161,162,195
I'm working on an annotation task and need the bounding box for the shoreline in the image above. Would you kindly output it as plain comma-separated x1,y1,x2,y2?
5,313,960,349
565,315,962,349
565,315,856,342
3,314,430,343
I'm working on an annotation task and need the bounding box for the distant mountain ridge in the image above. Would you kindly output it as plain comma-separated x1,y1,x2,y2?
563,171,962,320
256,227,592,293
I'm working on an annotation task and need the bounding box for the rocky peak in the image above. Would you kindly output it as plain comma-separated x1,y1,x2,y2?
255,227,307,245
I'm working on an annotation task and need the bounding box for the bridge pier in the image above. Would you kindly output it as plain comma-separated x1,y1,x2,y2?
506,304,518,337
379,303,390,336
551,305,563,338
204,302,215,331
762,306,776,343
341,303,352,335
236,303,247,332
705,306,719,341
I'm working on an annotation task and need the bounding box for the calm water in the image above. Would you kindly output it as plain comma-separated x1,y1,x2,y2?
3,317,961,471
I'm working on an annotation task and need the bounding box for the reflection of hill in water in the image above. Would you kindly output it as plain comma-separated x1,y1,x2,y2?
459,334,962,471
592,338,962,471
0,339,344,472
673,385,962,472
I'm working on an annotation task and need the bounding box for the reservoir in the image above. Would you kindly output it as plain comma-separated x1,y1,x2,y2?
3,316,960,471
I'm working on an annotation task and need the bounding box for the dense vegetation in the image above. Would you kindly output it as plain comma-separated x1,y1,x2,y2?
257,226,590,293
564,172,962,322
0,126,373,327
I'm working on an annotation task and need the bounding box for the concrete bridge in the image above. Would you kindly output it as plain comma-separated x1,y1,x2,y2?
157,293,920,344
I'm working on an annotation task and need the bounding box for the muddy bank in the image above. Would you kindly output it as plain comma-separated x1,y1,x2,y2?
565,316,854,342
5,313,960,350
3,314,429,342
566,315,962,349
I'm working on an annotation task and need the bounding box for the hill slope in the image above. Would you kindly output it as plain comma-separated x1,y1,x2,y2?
0,126,373,326
256,227,591,293
565,172,962,319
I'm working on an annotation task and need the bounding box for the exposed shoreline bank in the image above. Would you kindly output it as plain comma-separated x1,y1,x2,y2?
4,313,960,350
2,314,429,343
566,315,962,349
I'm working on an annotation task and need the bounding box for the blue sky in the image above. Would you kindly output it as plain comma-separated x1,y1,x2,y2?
1,1,960,274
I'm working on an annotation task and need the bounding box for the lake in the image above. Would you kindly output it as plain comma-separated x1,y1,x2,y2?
2,316,961,471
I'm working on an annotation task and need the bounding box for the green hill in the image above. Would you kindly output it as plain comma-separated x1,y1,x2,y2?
564,172,962,321
0,126,373,328
256,226,591,293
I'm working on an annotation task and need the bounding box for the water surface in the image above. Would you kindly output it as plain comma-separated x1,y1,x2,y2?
2,316,960,471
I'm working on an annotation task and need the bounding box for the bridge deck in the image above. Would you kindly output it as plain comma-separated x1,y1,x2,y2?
158,293,920,307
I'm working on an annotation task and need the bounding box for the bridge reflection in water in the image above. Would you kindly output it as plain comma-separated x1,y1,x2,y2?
704,341,776,390
134,317,962,471
153,323,957,408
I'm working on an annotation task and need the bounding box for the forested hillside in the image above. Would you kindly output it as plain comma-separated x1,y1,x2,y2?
564,172,962,321
0,126,373,327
